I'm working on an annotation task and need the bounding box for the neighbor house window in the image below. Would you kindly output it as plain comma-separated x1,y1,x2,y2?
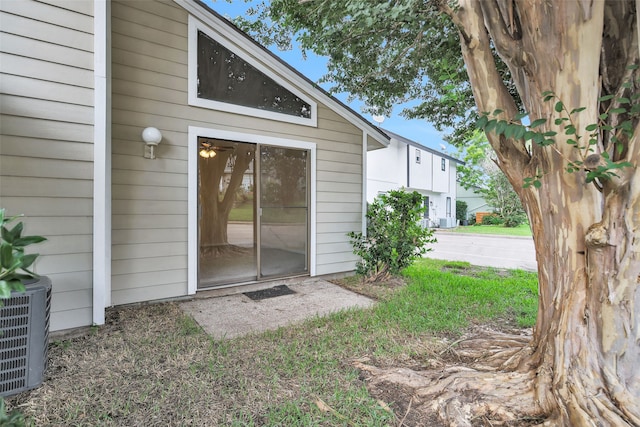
189,17,317,126
415,149,421,164
423,196,429,218
441,158,446,171
446,197,452,217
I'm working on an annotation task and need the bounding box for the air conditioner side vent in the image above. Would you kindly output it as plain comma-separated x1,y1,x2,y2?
0,277,52,397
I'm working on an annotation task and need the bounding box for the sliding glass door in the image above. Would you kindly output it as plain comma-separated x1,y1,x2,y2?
198,139,309,288
259,145,309,278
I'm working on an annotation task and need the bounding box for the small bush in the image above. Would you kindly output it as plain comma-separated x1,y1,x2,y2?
480,213,503,225
503,212,527,228
348,190,436,282
455,200,468,221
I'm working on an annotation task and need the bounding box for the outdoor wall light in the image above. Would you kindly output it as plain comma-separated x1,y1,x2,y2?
141,127,162,159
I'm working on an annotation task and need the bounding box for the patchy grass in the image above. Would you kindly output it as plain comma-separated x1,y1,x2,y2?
7,259,538,426
449,224,533,237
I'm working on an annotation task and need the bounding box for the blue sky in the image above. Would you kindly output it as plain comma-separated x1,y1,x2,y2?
205,1,453,153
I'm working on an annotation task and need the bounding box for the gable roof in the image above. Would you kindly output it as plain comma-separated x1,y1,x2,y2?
174,0,390,148
382,129,465,165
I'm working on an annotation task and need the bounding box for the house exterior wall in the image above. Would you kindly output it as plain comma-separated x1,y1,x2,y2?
0,0,95,331
367,138,459,222
366,138,407,201
110,0,366,305
456,183,493,217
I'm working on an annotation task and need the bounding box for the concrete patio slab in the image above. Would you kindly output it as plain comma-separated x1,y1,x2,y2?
179,277,374,340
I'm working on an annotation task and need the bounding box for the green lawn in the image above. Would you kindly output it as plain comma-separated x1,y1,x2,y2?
9,259,538,426
448,223,533,237
229,202,254,221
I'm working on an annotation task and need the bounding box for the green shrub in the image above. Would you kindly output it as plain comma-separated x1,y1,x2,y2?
480,213,503,225
455,200,468,221
503,212,527,228
348,190,436,282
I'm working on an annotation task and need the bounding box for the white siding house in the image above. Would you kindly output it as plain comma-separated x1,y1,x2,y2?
0,0,389,332
367,130,463,227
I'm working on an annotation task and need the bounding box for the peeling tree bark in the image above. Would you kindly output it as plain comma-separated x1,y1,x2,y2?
436,0,640,424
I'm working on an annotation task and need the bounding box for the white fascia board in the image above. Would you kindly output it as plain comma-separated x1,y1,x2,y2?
174,0,389,148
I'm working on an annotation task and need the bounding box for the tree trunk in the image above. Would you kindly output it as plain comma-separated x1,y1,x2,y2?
450,0,640,424
199,145,254,250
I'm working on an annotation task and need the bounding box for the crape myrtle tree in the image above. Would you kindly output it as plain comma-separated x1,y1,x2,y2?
234,1,640,425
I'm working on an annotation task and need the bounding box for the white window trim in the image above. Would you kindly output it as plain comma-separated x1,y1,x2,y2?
188,16,318,127
187,126,317,295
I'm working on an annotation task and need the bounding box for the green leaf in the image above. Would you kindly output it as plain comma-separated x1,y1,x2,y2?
533,133,545,144
476,115,489,129
495,120,507,135
20,253,38,269
570,107,586,114
585,123,598,132
485,119,497,132
610,107,627,114
617,97,630,104
0,280,11,299
492,109,504,116
599,113,609,120
541,90,554,97
554,101,564,112
554,118,569,125
514,112,528,121
14,236,46,246
564,126,576,135
530,118,547,128
514,126,527,139
504,124,515,139
533,180,542,189
599,94,615,102
0,243,13,269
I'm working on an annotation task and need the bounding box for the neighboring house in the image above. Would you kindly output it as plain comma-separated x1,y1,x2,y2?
0,0,390,332
367,130,463,228
456,183,494,219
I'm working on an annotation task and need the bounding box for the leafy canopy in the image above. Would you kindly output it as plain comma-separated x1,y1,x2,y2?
230,0,520,147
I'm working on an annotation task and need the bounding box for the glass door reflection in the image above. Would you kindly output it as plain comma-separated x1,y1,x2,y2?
198,138,256,287
259,145,309,278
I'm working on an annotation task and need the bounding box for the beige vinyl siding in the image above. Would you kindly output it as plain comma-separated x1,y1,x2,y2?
0,0,95,331
110,0,363,304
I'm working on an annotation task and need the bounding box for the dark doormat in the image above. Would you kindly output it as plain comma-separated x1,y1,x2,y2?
243,285,297,301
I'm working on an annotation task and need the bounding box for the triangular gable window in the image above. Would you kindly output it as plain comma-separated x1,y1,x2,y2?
198,31,311,119
189,17,316,126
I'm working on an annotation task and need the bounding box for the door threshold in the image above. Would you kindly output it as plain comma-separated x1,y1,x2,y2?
194,274,309,299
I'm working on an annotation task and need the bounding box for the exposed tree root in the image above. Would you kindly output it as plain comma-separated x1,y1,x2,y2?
200,244,252,258
355,331,547,426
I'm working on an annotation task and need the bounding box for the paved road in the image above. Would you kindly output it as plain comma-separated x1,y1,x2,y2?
424,231,538,271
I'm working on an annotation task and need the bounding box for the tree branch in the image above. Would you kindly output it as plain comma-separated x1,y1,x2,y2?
480,0,524,65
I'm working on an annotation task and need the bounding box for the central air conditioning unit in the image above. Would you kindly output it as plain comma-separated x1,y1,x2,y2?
439,217,456,228
0,277,52,397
